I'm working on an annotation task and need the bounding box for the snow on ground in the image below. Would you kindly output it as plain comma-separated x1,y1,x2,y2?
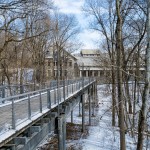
66,85,137,150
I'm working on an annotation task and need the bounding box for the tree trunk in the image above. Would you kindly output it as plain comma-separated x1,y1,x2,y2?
112,65,116,126
136,1,150,149
116,0,126,149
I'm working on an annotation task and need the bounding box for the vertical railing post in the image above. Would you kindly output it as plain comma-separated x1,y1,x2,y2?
2,87,5,98
76,79,77,91
67,80,69,97
81,94,85,132
92,84,95,116
72,81,73,94
12,98,15,129
54,81,57,104
39,91,42,113
47,89,51,109
28,94,31,119
47,85,51,133
63,80,65,102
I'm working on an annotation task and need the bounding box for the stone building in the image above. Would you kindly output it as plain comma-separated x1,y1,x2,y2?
74,49,109,80
75,49,145,82
45,49,79,80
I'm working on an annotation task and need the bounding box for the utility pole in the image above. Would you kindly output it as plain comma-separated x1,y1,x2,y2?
136,1,150,150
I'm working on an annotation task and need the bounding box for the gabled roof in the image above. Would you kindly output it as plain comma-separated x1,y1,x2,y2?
45,48,77,60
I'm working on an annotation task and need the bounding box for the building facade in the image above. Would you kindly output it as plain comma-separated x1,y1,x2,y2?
74,49,109,80
75,49,145,83
45,49,79,80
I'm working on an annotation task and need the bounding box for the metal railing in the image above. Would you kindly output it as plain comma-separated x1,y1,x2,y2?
0,77,95,137
0,84,42,99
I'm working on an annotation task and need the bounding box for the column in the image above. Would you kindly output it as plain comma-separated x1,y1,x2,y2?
86,70,88,77
80,70,82,77
98,70,100,77
92,71,95,77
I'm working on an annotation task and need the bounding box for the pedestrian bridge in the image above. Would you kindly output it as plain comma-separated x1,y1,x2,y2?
0,78,97,150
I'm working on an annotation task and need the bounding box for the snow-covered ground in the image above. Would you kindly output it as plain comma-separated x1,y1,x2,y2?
66,85,139,150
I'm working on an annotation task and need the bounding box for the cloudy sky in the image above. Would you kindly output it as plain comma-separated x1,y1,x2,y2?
53,0,102,49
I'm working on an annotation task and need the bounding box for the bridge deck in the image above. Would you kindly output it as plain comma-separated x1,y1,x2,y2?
0,78,95,147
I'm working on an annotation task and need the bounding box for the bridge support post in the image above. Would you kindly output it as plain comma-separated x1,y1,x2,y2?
58,116,63,150
88,88,91,126
52,112,57,132
58,114,66,150
62,114,66,150
92,84,95,117
79,98,81,117
81,94,85,132
71,110,73,123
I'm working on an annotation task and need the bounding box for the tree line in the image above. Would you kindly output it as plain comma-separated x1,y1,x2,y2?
83,0,149,149
0,0,80,89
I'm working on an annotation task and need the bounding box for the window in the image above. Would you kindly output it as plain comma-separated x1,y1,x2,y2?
48,61,50,66
65,61,67,67
64,70,67,76
100,71,104,76
54,62,58,66
94,71,98,76
69,61,72,67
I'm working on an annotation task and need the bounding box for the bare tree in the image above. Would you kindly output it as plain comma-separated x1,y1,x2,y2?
136,1,150,149
83,0,148,149
0,0,53,88
50,11,80,80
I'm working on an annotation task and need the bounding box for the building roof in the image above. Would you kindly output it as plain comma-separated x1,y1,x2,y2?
45,49,77,60
75,56,100,67
81,49,101,55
